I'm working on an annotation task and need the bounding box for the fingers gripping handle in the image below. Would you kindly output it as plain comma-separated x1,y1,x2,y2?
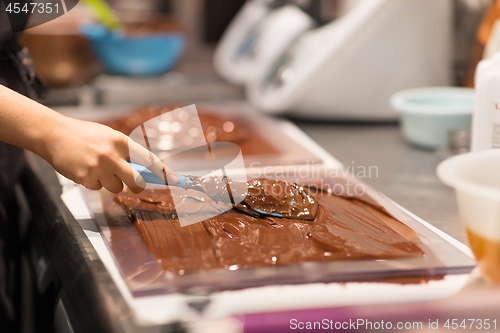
129,162,190,188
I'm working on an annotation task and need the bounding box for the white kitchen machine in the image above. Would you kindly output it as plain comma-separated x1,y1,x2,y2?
215,0,454,120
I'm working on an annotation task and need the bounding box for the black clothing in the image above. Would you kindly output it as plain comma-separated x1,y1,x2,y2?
0,0,48,97
0,4,48,331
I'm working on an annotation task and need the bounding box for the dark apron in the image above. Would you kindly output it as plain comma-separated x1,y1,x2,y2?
0,4,49,330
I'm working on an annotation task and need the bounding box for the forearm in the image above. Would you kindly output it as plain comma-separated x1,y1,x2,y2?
0,84,177,192
0,84,63,158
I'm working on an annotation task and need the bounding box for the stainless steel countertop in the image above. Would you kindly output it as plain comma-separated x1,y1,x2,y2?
293,120,466,244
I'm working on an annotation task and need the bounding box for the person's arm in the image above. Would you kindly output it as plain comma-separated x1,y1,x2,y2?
0,84,178,193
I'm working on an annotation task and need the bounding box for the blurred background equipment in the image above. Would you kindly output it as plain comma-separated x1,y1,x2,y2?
465,0,500,87
243,0,454,120
202,0,246,43
80,19,185,76
21,6,97,88
470,52,500,152
214,2,314,85
79,0,185,76
26,0,491,113
82,0,123,30
390,87,474,151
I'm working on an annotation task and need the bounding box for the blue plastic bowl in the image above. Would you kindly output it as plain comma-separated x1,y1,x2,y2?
80,22,185,76
390,87,475,150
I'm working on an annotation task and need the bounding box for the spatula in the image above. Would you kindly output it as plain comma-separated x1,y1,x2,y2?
82,0,122,31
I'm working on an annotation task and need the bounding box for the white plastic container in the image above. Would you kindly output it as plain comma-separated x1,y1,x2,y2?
471,53,500,151
246,0,453,120
437,150,500,284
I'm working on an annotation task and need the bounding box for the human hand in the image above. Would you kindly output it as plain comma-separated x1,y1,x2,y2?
39,116,178,193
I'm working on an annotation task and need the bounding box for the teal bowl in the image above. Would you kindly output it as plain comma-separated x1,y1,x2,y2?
80,22,185,76
390,87,475,150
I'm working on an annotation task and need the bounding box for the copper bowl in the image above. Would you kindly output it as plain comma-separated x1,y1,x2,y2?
21,21,97,88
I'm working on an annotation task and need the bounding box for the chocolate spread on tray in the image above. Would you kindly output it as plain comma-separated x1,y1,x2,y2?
109,107,247,143
105,106,280,156
240,179,318,220
113,178,424,275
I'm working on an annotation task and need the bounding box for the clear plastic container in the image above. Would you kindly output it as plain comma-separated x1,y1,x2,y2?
438,149,500,284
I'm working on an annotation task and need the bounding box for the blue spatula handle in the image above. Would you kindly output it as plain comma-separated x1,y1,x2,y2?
129,162,190,188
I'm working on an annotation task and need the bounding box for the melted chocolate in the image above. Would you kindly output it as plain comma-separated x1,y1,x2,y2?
104,106,280,156
169,177,316,219
113,179,424,275
107,106,249,143
241,179,318,220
